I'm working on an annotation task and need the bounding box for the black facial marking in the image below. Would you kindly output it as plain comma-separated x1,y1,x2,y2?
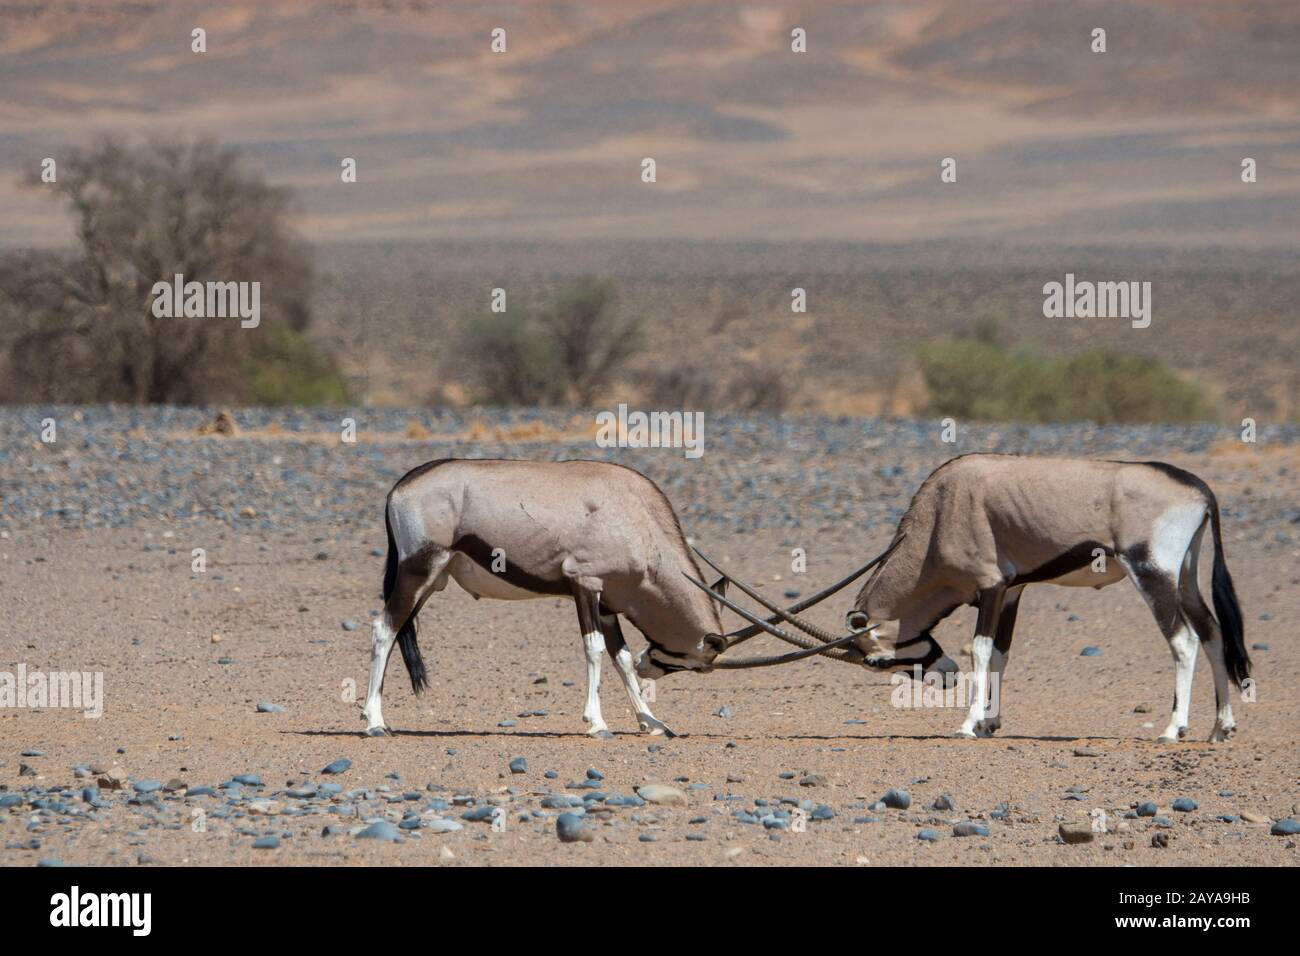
893,603,961,648
915,640,946,670
647,647,693,673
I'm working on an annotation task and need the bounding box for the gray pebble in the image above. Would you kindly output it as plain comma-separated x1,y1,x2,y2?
356,821,403,842
881,788,910,809
556,812,595,843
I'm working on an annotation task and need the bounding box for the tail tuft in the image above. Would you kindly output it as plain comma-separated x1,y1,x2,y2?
384,506,429,694
396,619,429,694
1208,499,1249,687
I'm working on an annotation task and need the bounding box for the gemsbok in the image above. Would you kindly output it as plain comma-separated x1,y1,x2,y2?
700,454,1250,742
363,458,890,739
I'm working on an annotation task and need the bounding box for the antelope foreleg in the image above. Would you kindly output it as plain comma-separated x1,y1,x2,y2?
957,585,1006,738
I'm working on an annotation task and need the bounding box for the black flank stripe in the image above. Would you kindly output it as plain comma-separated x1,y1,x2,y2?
452,533,570,596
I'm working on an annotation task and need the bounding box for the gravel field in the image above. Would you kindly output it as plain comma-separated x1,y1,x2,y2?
1,406,1297,866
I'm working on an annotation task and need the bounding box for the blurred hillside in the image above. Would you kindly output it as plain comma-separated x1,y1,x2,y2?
2,0,1298,248
2,1,1297,419
312,239,1300,419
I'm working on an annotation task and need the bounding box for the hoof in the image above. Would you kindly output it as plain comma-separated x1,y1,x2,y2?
637,716,677,738
1208,724,1236,743
588,728,615,741
365,726,390,738
976,719,1001,736
953,728,978,739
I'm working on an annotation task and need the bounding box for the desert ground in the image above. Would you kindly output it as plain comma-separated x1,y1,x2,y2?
1,407,1297,866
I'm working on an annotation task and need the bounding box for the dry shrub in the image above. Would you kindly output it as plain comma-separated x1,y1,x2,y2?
637,358,790,413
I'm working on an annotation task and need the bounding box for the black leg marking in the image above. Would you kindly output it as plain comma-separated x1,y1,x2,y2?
957,585,1006,737
1128,566,1183,639
572,583,602,636
993,589,1020,657
1126,563,1196,740
572,584,614,739
599,605,627,658
974,585,1007,637
985,586,1022,717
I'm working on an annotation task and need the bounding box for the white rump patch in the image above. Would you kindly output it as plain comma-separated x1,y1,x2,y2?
1150,504,1206,574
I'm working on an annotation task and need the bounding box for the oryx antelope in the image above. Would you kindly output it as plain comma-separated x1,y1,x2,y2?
364,458,882,739
834,455,1249,741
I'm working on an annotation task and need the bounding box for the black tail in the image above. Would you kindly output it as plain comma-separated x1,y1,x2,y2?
383,504,429,694
1207,497,1249,687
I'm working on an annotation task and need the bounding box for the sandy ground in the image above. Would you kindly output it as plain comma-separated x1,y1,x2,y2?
2,515,1296,866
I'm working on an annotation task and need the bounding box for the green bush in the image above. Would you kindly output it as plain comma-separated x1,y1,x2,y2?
915,338,1209,424
462,279,639,406
463,309,568,406
243,324,350,405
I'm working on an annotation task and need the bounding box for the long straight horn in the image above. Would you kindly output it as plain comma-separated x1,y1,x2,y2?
685,572,822,652
694,535,905,650
709,634,862,669
691,552,842,645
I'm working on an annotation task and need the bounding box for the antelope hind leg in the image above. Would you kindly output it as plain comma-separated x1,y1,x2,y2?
573,586,614,739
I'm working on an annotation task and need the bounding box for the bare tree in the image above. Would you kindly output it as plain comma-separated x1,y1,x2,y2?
536,279,641,405
0,139,313,403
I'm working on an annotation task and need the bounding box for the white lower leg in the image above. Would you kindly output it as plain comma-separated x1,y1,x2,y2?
958,635,993,737
363,618,396,732
982,646,1007,732
1203,635,1237,740
582,632,609,735
1160,626,1197,740
611,646,670,734
1214,701,1236,736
